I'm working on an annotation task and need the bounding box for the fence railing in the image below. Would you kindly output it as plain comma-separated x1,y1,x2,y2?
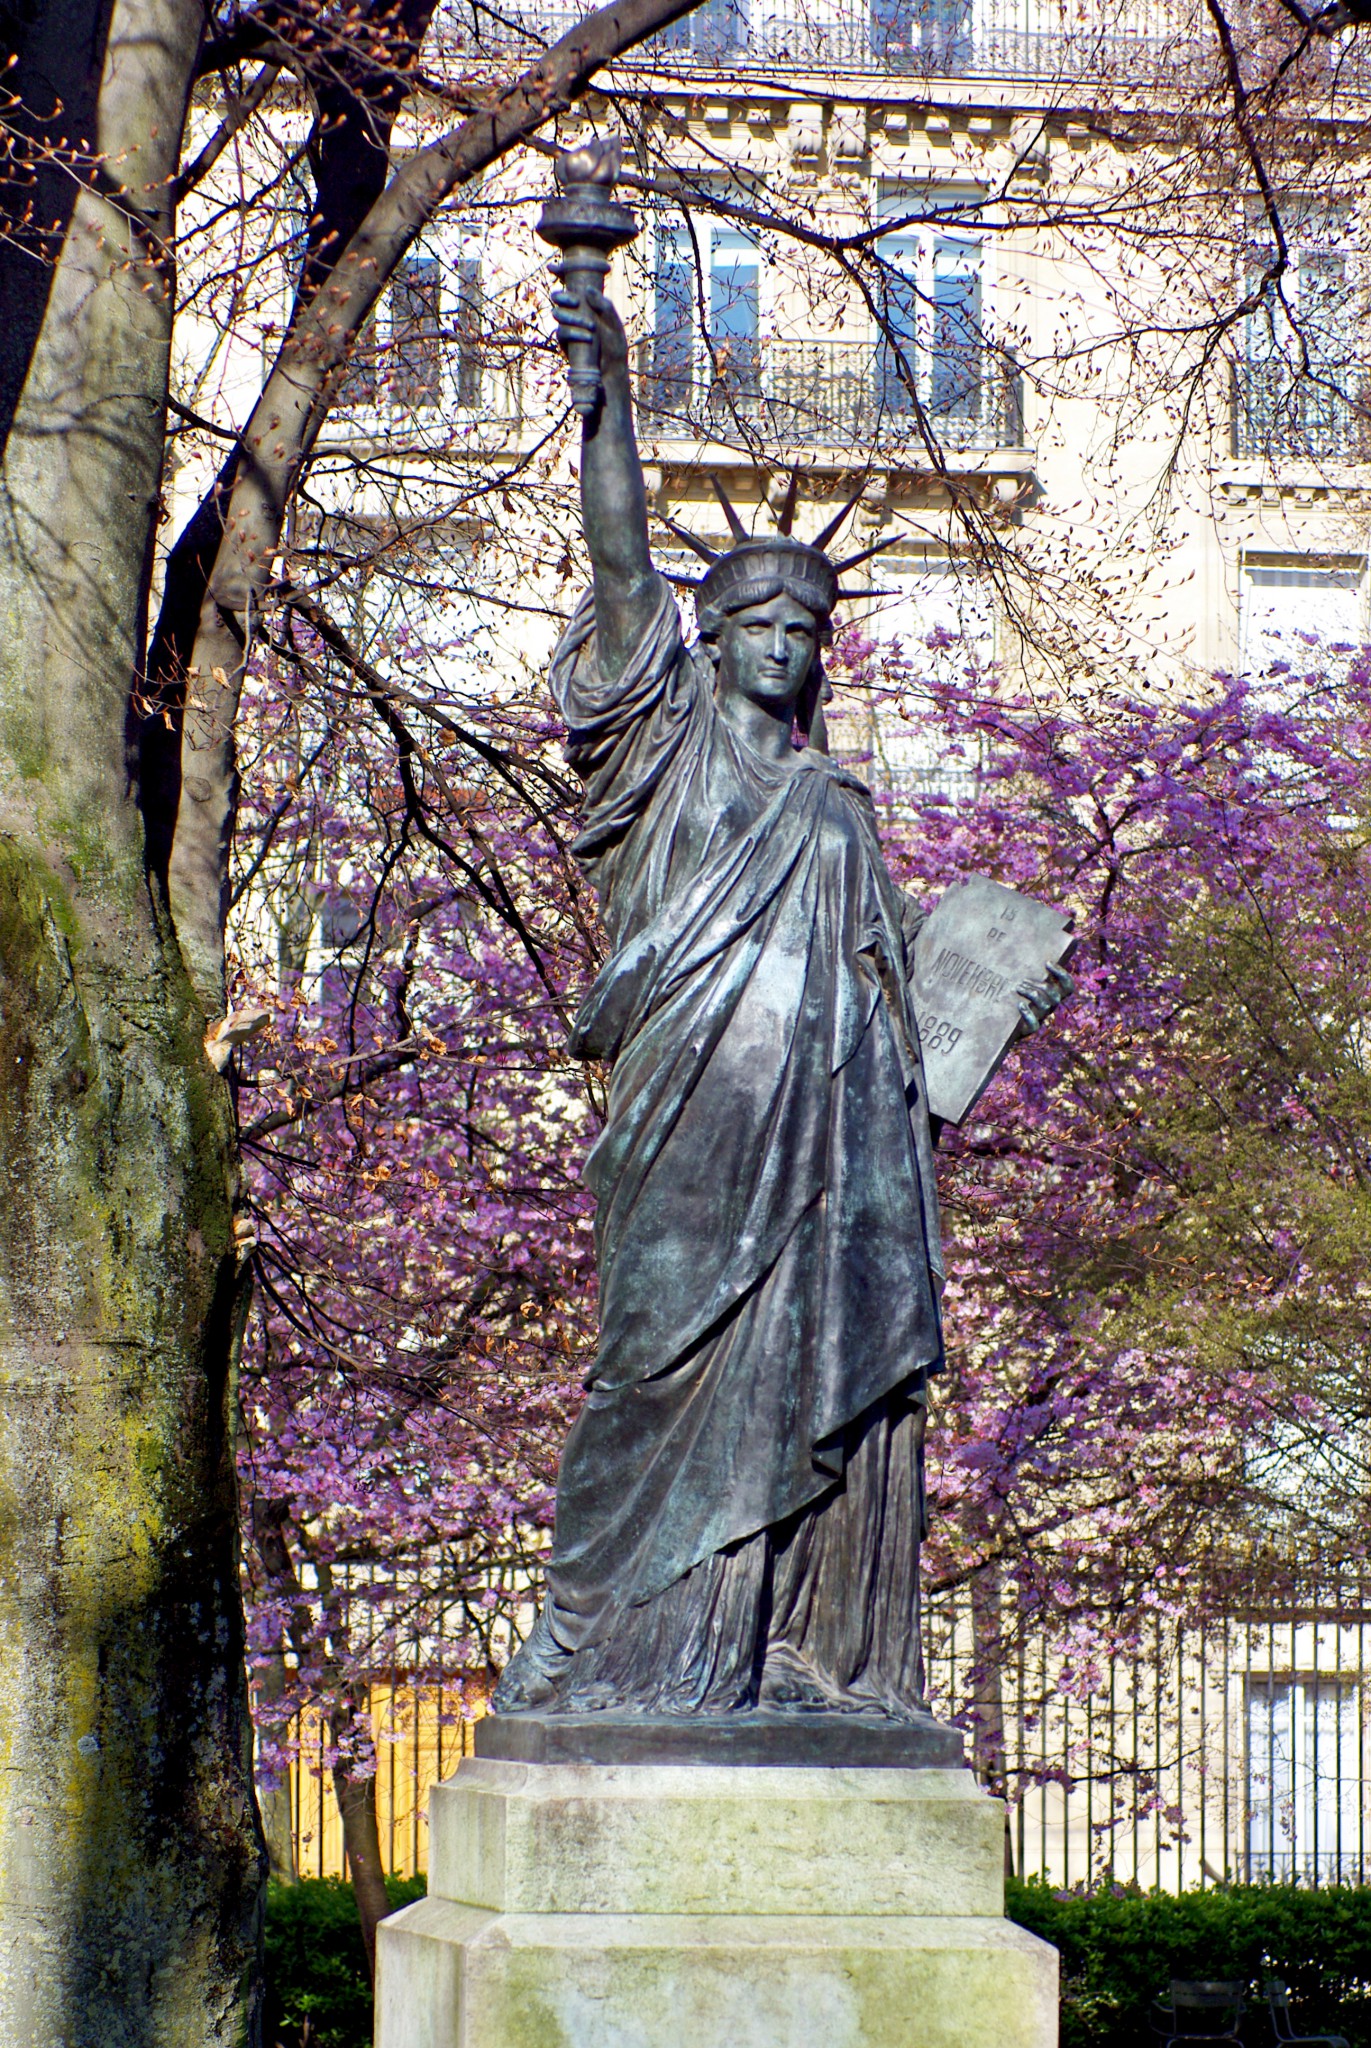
1233,359,1371,465
433,0,1209,80
284,1690,479,1882
332,334,1024,453
268,1551,1371,1888
925,1557,1371,1891
633,334,1025,452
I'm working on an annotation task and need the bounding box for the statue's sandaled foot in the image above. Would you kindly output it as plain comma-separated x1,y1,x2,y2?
759,1645,933,1719
758,1645,852,1714
490,1608,572,1713
559,1678,622,1713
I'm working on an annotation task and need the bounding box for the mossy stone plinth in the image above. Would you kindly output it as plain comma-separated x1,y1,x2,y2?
376,1760,1057,2047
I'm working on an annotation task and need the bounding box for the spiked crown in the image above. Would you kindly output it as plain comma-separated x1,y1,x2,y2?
661,470,899,630
698,537,838,624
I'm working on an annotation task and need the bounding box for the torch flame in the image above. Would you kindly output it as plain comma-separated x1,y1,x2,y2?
556,136,622,190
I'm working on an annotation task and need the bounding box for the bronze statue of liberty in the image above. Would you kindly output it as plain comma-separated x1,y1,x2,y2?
489,151,1065,1740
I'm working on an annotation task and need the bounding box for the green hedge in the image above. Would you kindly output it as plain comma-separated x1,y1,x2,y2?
264,1874,1371,2047
1007,1877,1371,2048
265,1875,425,2048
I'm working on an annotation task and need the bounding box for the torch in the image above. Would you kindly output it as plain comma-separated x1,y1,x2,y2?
536,136,639,420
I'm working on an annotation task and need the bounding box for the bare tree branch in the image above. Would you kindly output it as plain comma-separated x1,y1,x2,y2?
147,0,710,1013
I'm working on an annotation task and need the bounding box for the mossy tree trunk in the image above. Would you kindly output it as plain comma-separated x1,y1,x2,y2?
0,0,265,2036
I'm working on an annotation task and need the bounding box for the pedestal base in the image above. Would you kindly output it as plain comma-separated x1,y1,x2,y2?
376,1759,1057,2048
476,1706,964,1768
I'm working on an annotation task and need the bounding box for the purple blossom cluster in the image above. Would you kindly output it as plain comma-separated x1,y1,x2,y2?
829,631,1371,1669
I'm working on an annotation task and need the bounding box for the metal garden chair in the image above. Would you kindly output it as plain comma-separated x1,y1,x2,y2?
1265,1979,1349,2048
1149,1980,1246,2045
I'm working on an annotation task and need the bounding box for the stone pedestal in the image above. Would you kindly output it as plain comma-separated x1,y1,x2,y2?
376,1758,1058,2047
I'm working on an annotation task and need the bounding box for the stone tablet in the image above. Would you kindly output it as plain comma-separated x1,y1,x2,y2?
912,874,1074,1124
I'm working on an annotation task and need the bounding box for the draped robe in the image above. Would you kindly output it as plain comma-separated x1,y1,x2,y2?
508,577,946,1717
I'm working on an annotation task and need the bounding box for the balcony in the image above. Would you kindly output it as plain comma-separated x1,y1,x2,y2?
435,0,1206,81
1233,359,1371,466
633,335,1025,458
649,0,1199,77
335,340,524,433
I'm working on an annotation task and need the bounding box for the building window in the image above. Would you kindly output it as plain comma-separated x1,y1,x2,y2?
1238,207,1368,461
931,235,983,419
639,198,1019,456
651,222,696,419
875,191,993,446
390,254,443,407
870,0,972,74
1247,1678,1363,1882
656,0,748,59
873,227,921,417
708,227,762,412
454,256,483,410
1239,554,1366,687
854,553,991,803
645,215,762,426
306,883,367,1013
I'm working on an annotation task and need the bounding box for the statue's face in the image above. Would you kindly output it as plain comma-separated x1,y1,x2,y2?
714,592,818,719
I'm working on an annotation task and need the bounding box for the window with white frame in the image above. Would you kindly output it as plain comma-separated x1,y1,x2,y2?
875,188,990,443
1247,1677,1363,1881
709,227,761,404
648,211,762,424
655,0,749,58
1245,204,1359,379
336,240,490,416
869,0,972,70
390,253,443,406
856,552,991,801
1240,204,1367,461
338,250,442,411
650,217,694,415
1239,553,1366,689
453,254,484,410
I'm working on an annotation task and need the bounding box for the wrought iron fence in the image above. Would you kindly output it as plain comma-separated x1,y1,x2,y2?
925,1555,1371,1890
633,335,1025,452
647,0,1205,77
269,1550,1371,1886
1233,359,1371,465
285,1688,479,1880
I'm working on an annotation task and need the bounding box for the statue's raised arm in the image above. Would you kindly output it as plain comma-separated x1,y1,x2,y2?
538,141,658,681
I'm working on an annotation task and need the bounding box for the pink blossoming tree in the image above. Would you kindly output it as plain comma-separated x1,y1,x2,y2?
231,598,1371,1937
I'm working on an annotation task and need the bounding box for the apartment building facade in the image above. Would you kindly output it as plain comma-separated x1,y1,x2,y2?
256,0,1371,773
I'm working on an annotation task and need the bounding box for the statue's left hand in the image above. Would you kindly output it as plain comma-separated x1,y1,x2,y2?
1014,960,1073,1040
552,284,630,387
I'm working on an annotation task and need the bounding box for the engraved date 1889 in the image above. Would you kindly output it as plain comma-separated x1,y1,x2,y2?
916,1011,963,1056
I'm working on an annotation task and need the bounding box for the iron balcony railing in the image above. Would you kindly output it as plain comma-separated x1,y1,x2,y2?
634,334,1025,452
1233,358,1371,465
337,340,524,427
650,0,1201,75
435,0,1206,80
